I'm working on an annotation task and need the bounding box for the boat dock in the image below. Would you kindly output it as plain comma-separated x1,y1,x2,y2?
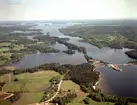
107,64,122,71
85,55,124,72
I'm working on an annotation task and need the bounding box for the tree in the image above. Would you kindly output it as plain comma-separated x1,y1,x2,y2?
14,78,19,82
115,97,129,105
92,94,102,102
50,75,61,84
80,85,89,93
83,97,90,104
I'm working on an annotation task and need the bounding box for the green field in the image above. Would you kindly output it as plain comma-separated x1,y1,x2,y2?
2,71,60,105
0,52,11,66
61,80,115,105
13,93,43,105
3,71,60,92
62,81,137,105
0,42,11,47
0,73,13,83
69,95,115,105
0,60,6,65
69,96,137,105
61,80,80,91
0,47,10,52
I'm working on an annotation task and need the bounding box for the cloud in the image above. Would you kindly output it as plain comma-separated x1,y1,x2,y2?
0,0,137,20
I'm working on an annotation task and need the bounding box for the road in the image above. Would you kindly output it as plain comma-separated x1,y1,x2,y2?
29,70,69,105
44,80,63,103
29,80,63,105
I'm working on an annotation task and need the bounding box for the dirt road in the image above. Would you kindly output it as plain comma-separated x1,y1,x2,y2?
29,80,63,105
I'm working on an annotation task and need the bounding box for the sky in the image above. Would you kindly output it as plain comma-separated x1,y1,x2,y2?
0,0,137,21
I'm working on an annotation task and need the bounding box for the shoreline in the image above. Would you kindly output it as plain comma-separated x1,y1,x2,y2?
93,72,101,90
92,65,109,95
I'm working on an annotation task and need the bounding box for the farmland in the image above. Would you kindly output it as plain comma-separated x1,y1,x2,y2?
2,71,60,105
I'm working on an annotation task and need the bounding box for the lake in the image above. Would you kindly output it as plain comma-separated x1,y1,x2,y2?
14,23,137,97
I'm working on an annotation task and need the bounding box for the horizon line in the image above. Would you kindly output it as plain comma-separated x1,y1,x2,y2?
1,18,137,22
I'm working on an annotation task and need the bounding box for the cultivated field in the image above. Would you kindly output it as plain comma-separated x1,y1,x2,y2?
2,71,60,105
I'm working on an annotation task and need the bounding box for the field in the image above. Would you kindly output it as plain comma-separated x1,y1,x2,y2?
61,80,80,91
61,80,115,105
2,71,60,105
0,60,6,65
0,42,25,66
3,71,60,92
0,73,13,83
0,44,24,52
13,93,43,105
62,81,137,105
69,96,115,105
0,47,10,52
0,42,11,47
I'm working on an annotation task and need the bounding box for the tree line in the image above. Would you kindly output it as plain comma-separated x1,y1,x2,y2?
52,91,77,105
13,63,99,91
86,87,137,104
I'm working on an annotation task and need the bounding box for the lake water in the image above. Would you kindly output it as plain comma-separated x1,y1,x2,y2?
15,23,137,97
98,66,137,97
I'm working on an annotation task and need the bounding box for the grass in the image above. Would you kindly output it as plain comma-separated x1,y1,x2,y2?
61,80,80,91
0,52,11,57
0,60,6,65
12,44,25,51
2,71,60,105
0,42,11,47
3,71,60,92
0,47,10,52
12,93,44,105
0,44,25,66
61,80,115,105
86,34,128,48
2,73,137,105
0,52,11,66
63,81,137,105
0,73,13,83
68,95,115,105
